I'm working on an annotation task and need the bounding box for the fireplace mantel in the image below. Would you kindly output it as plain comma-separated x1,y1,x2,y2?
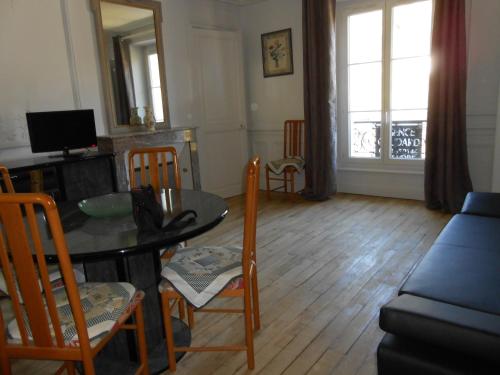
97,127,200,192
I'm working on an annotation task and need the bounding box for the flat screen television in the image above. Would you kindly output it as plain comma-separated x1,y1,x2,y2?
26,109,97,157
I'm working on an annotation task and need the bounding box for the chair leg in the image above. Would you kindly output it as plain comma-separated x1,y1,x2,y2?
243,287,255,370
0,316,11,375
265,166,271,200
0,355,10,375
161,292,177,372
251,271,261,331
178,298,186,321
81,356,96,375
65,362,76,375
187,304,195,328
135,302,150,375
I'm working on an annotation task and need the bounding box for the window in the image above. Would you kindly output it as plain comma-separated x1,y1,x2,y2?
342,0,433,162
147,53,164,122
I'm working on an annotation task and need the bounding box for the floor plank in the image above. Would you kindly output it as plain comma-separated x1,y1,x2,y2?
11,192,450,374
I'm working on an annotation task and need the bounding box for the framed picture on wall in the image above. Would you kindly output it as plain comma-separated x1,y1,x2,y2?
261,28,294,78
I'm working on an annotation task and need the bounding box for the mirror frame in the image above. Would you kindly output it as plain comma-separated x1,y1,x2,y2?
90,0,170,129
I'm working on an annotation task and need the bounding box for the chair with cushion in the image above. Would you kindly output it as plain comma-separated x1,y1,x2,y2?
265,120,305,199
128,146,187,319
159,156,261,372
0,193,149,375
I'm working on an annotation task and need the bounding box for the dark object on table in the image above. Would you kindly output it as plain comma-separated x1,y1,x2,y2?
131,185,164,233
163,209,197,232
377,192,500,374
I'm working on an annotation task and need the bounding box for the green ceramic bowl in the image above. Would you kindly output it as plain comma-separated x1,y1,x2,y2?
78,193,132,218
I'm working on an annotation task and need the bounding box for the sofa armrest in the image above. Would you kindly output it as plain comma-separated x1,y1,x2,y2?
461,192,500,217
380,294,500,364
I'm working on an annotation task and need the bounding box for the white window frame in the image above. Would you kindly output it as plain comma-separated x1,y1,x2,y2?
337,0,433,173
144,45,164,122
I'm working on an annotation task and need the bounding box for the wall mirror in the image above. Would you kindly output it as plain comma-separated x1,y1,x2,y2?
91,0,169,129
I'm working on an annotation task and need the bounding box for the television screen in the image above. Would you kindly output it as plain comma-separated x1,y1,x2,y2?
26,109,97,154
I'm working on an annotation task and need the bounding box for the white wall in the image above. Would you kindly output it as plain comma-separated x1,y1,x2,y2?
240,0,305,190
0,0,106,160
466,0,500,193
0,0,239,163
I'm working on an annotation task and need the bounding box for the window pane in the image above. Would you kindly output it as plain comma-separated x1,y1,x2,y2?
349,62,382,112
148,53,160,88
152,87,163,122
350,112,381,158
390,110,427,159
391,57,430,110
392,1,432,59
348,10,383,64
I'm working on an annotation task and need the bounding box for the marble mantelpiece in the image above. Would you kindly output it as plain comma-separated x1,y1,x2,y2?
97,127,200,192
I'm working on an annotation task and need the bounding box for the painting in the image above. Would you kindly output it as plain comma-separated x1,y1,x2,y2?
261,28,294,78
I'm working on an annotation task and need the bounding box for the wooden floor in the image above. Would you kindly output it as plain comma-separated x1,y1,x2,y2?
12,192,450,375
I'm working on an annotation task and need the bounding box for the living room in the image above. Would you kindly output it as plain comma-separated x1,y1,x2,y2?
0,0,500,374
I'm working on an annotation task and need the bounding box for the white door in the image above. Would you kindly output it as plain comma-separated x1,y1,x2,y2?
191,28,248,198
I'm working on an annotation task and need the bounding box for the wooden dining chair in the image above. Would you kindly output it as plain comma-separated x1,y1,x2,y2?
0,166,14,193
158,156,261,372
0,193,149,375
128,146,181,193
128,146,187,319
265,120,305,199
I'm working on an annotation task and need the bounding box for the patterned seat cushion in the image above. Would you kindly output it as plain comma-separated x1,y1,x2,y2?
7,282,142,347
159,276,244,294
267,157,305,174
160,246,243,308
0,264,86,303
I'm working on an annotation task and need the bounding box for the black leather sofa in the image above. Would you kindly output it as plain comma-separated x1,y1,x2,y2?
378,192,500,375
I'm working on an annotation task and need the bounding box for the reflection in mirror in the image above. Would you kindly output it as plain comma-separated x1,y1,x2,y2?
100,1,164,126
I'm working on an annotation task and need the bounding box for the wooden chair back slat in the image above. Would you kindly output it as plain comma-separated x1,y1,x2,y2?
42,197,93,351
128,146,181,193
1,202,53,346
283,120,305,159
0,166,15,193
0,231,29,345
25,204,65,347
242,157,260,277
0,194,92,351
161,153,169,188
140,154,147,186
148,153,160,191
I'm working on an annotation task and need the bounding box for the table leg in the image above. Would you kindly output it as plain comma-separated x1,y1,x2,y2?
83,252,191,374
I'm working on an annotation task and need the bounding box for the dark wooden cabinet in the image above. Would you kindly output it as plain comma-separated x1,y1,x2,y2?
2,152,117,202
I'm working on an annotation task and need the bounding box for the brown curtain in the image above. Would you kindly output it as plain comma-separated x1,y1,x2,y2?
425,0,472,213
113,36,136,124
302,0,337,201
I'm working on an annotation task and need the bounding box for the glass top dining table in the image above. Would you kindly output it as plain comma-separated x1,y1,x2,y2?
41,188,228,374
44,188,228,262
